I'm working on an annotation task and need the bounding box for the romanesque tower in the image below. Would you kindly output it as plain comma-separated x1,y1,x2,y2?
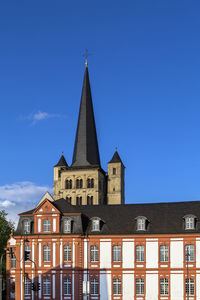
53,63,124,205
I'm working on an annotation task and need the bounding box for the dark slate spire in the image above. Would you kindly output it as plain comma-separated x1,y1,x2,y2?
71,66,101,167
54,155,68,167
108,151,123,164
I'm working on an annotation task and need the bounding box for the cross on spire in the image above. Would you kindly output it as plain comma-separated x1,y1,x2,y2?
83,49,92,67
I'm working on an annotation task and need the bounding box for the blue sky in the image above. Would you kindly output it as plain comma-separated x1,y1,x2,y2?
0,0,200,222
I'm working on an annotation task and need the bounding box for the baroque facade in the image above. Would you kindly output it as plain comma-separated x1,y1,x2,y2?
6,64,200,300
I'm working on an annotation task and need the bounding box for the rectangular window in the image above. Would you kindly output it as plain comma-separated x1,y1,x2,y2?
64,220,71,233
113,246,121,262
43,278,51,295
136,245,144,262
160,245,169,262
185,245,194,262
43,245,51,262
91,278,99,295
137,218,145,231
185,217,194,230
24,277,31,295
113,278,121,295
92,219,100,231
90,245,99,262
185,278,195,296
160,278,169,295
64,245,71,262
43,220,51,232
113,168,116,175
24,220,30,233
24,246,31,261
11,256,16,268
64,278,71,295
136,278,144,295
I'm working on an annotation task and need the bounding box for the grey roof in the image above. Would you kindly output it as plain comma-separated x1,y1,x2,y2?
54,155,68,167
71,66,101,167
108,151,123,164
18,199,200,235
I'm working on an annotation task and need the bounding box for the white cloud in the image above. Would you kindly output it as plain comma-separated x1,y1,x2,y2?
21,111,62,125
0,182,53,225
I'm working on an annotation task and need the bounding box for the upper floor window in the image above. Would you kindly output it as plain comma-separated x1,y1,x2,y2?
87,195,93,205
136,217,146,231
76,196,82,206
24,277,31,295
185,244,194,262
113,168,116,175
136,245,144,262
185,215,195,230
11,255,16,268
64,245,71,262
64,219,71,233
160,245,169,262
91,278,99,295
185,278,195,296
66,179,72,189
136,278,144,295
76,178,83,189
90,245,99,262
64,278,71,295
87,178,94,188
43,278,51,295
43,245,51,262
113,246,121,262
160,278,169,295
92,219,100,231
43,220,51,232
66,196,72,204
113,278,121,295
24,246,31,261
23,220,30,233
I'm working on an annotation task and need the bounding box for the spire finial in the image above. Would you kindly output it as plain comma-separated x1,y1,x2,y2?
116,146,118,152
83,49,91,67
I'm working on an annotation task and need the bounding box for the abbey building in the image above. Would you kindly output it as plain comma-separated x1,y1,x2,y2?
6,64,200,300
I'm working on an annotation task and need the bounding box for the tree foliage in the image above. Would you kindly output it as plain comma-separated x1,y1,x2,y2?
0,210,14,257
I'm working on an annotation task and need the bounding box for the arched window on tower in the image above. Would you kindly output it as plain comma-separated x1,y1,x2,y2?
76,196,82,205
66,196,72,204
87,178,94,188
65,179,72,189
87,195,93,205
76,178,83,189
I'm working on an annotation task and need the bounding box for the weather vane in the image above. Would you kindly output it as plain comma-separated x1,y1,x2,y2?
83,49,92,67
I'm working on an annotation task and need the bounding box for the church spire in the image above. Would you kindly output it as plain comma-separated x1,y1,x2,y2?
71,65,101,167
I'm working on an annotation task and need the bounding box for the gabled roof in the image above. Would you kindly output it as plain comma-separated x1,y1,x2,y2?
71,66,101,167
108,151,124,164
54,155,68,167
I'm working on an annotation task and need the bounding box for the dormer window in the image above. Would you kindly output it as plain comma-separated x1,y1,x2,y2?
136,217,147,231
92,219,100,231
43,220,51,232
64,219,71,233
23,220,30,233
184,215,196,230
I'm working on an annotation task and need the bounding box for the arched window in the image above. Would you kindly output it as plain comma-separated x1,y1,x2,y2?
184,215,196,230
66,196,72,204
66,179,72,189
76,196,82,206
76,179,83,189
87,195,93,205
135,216,147,231
87,178,94,188
91,218,100,231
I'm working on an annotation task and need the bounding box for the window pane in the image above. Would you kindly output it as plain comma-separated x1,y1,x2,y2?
160,245,169,262
43,246,51,262
185,245,194,262
113,279,121,295
136,246,144,262
136,278,144,295
64,278,71,295
43,220,51,232
24,278,31,295
43,278,51,295
91,279,99,295
64,245,71,262
160,278,169,295
113,246,121,262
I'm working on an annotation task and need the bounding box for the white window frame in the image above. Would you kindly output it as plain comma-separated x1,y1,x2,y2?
43,278,51,295
91,278,99,295
90,245,99,262
64,219,71,233
43,245,51,262
185,244,194,262
24,220,30,233
92,219,100,231
24,245,31,261
185,278,195,296
185,217,195,230
63,278,72,295
113,245,121,262
136,278,144,295
136,245,144,262
160,245,169,262
24,277,31,295
137,218,146,231
160,278,169,295
113,278,121,295
43,219,51,232
64,245,71,262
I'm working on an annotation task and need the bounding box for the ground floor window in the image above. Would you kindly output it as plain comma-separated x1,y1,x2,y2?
113,278,121,295
185,278,195,296
160,278,169,295
24,277,31,295
43,278,51,295
91,278,99,295
136,278,144,295
64,278,71,295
